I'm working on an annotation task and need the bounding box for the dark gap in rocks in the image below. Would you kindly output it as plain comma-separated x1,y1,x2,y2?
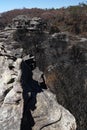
25,58,36,70
7,78,15,84
20,58,47,130
39,74,47,89
15,99,21,105
9,65,15,70
4,86,13,96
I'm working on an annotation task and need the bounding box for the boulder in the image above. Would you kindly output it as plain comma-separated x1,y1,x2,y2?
31,90,76,130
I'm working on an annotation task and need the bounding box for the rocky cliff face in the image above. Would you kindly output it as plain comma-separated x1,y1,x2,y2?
0,43,23,129
0,36,76,130
1,15,87,130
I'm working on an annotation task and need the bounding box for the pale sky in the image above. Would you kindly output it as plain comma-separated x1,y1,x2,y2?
0,0,86,13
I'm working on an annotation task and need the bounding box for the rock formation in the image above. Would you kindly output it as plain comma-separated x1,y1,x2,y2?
9,15,46,33
0,17,77,130
0,43,23,129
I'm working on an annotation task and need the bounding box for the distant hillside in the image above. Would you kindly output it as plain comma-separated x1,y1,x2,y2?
0,3,87,35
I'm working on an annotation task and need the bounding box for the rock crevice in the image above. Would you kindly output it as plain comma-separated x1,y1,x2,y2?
0,41,76,130
0,17,77,130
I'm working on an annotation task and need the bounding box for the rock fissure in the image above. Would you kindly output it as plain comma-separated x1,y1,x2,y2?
40,113,62,130
0,16,78,130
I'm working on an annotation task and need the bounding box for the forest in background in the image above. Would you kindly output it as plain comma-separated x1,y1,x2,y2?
0,2,87,36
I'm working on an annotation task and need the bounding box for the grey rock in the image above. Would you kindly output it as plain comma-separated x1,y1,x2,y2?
11,15,45,32
32,67,44,83
4,89,22,104
0,44,23,129
13,83,23,93
23,54,35,61
31,90,76,130
0,18,77,130
0,104,23,130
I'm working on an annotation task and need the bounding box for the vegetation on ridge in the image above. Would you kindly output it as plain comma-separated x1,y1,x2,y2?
0,3,87,35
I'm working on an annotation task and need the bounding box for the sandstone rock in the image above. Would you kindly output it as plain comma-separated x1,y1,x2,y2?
0,44,23,130
13,83,23,93
4,88,22,104
13,58,22,69
0,104,23,130
31,90,76,130
0,18,77,130
32,67,44,83
1,69,12,84
12,15,45,32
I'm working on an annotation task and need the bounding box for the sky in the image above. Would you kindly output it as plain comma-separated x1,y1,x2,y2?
0,0,86,13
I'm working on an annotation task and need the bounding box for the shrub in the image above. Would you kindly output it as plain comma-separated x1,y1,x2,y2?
49,25,60,34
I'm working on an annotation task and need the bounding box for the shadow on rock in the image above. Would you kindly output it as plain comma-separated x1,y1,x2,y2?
20,58,47,130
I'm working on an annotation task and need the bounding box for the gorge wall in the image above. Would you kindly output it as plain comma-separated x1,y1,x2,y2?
0,15,87,130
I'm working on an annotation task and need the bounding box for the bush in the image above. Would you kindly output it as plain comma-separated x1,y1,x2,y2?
49,25,60,34
13,28,28,41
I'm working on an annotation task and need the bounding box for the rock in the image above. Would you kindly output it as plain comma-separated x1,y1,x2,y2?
10,48,23,58
0,44,23,130
0,104,23,130
1,69,13,84
4,88,22,104
13,83,23,93
31,90,76,130
0,17,77,130
32,67,44,83
11,15,45,32
23,54,35,61
13,58,22,69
